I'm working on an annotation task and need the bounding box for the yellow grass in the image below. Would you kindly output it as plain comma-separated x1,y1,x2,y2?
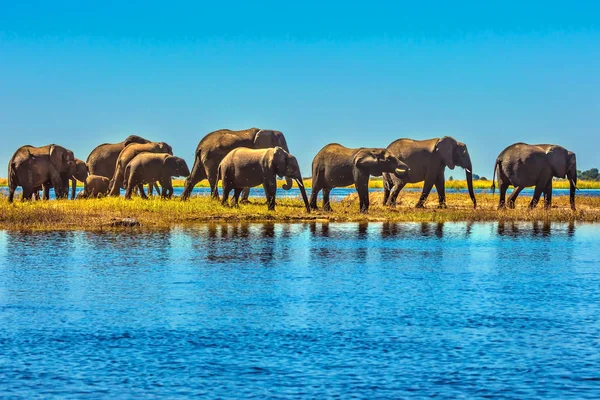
0,190,598,231
2,178,598,190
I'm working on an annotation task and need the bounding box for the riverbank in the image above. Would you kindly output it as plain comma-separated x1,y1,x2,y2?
0,191,598,230
1,178,598,190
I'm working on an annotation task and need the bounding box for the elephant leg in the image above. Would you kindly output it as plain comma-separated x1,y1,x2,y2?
154,182,161,196
138,184,148,200
148,183,154,196
263,180,276,211
240,187,250,204
322,187,333,212
8,185,16,203
355,177,370,213
416,180,435,208
309,185,321,210
507,186,524,209
382,175,391,205
221,182,233,207
498,183,509,209
434,174,447,208
209,173,220,200
544,182,553,210
43,185,50,200
22,187,33,202
388,181,406,207
528,184,544,209
232,188,244,208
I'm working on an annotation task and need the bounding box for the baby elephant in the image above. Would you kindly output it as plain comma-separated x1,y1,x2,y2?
218,147,310,212
124,153,190,199
77,175,110,198
311,143,409,213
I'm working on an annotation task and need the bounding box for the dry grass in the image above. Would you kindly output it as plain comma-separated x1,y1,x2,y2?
0,190,598,231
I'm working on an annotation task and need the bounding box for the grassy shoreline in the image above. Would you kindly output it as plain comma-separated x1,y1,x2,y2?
1,178,599,190
0,191,598,230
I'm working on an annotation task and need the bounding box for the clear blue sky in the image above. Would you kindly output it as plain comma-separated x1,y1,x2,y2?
1,1,599,178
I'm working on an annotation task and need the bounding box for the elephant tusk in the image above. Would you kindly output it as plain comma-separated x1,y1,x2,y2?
571,180,579,191
465,168,472,174
394,168,407,175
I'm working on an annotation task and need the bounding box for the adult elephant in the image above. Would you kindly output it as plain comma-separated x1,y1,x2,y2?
382,137,476,209
86,135,150,178
181,128,292,200
218,147,310,212
108,142,173,196
8,144,76,202
310,144,409,213
491,143,577,210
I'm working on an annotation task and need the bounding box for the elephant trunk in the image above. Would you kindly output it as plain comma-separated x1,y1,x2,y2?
466,168,476,209
282,176,293,191
295,179,311,212
569,175,577,211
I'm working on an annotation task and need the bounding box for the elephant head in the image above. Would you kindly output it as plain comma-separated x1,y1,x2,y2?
124,135,151,146
436,137,476,208
71,158,88,182
272,147,310,212
49,144,76,174
543,145,577,210
254,129,293,190
157,142,174,155
69,158,89,200
164,156,190,177
353,148,409,178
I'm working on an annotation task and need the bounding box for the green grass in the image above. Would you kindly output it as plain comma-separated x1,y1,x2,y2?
0,190,598,231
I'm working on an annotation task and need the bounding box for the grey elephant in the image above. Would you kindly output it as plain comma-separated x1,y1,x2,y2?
77,175,111,199
181,128,292,200
8,144,76,202
124,153,190,199
218,146,310,212
38,157,88,200
382,137,476,209
491,143,577,210
310,144,409,213
86,135,150,178
108,142,173,196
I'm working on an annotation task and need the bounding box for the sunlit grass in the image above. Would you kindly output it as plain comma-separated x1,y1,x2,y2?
0,189,598,231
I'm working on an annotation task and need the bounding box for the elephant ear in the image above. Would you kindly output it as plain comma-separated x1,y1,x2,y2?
435,137,456,169
49,145,66,168
545,146,568,178
163,155,178,171
353,149,380,170
272,147,288,178
254,130,276,149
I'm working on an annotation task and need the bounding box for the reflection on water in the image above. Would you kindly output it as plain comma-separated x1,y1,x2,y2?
0,222,599,399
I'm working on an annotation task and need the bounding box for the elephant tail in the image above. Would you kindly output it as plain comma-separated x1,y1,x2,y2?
491,161,499,195
123,164,131,190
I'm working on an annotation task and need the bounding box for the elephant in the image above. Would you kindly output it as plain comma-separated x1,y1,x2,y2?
77,175,111,199
108,142,173,196
37,157,88,200
181,128,292,201
218,146,310,212
382,136,476,209
124,153,190,199
86,135,150,178
7,144,76,202
491,143,577,210
310,144,409,213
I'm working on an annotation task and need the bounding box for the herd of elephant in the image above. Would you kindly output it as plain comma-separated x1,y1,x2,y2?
7,128,578,213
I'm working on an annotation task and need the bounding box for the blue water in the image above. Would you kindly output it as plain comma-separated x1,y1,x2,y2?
1,222,599,398
1,185,597,201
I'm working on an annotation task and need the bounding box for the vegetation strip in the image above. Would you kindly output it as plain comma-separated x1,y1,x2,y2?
0,192,598,231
